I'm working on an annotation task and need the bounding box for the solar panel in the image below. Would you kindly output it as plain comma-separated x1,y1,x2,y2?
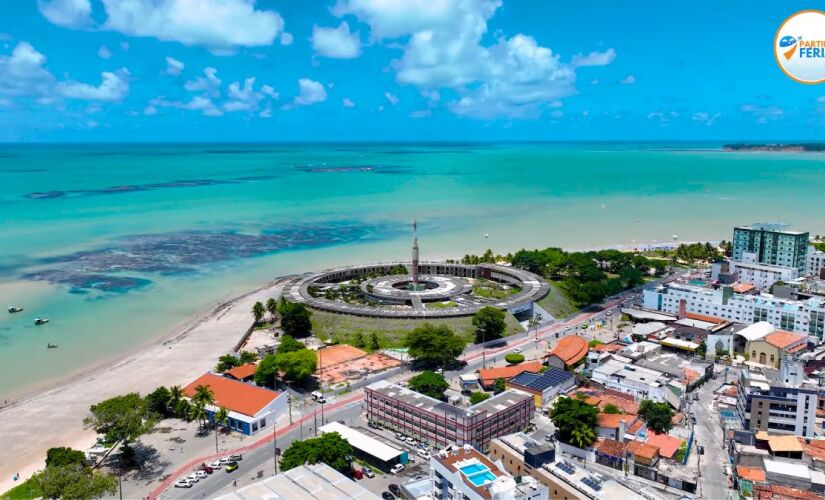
511,368,573,391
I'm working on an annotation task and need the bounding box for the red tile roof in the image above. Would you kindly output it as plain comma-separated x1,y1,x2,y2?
764,330,807,349
225,363,257,380
595,438,625,457
732,283,755,294
645,432,682,459
183,373,281,417
478,361,542,387
597,413,636,429
627,420,645,434
546,336,589,366
684,312,727,324
593,343,623,353
625,440,659,460
737,466,766,482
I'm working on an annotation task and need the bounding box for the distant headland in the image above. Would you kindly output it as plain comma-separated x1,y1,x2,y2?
723,143,825,152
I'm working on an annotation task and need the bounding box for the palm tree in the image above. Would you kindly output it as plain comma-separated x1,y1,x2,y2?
213,407,230,452
571,425,596,449
167,385,183,415
252,301,265,325
265,298,277,322
192,384,215,429
191,403,207,431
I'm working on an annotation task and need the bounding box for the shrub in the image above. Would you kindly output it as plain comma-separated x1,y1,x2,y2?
469,392,491,405
504,353,525,365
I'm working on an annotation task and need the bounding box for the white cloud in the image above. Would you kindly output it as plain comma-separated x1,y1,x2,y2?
384,91,399,106
291,78,327,107
337,0,595,119
261,85,278,99
280,32,293,46
98,45,112,59
620,74,636,84
312,22,361,59
692,111,720,126
422,89,440,102
409,109,431,118
0,42,54,98
58,69,130,101
38,0,92,28
165,56,185,75
342,97,355,107
571,48,616,67
184,67,221,96
100,0,284,49
224,77,272,112
740,103,783,124
150,95,223,116
259,107,272,118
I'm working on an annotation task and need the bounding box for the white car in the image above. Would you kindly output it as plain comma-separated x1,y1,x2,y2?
209,460,222,469
417,450,430,459
405,437,417,445
174,480,193,488
186,473,200,483
194,470,208,479
391,464,405,474
514,347,522,354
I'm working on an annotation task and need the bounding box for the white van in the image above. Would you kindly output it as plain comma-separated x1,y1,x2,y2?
311,391,326,403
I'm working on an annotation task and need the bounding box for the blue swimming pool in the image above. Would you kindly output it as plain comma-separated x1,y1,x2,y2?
460,463,486,475
460,463,497,486
720,409,736,418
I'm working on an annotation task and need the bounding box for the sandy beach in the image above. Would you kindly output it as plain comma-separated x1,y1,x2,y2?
0,277,291,495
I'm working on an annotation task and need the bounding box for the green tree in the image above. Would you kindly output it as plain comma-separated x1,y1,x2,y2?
619,267,644,289
570,425,597,449
192,385,215,429
469,392,490,405
472,306,506,344
696,341,707,358
278,301,313,338
504,353,524,365
255,353,280,388
167,385,183,413
45,447,86,468
369,332,380,351
32,464,117,500
252,301,265,325
280,432,354,474
602,403,621,414
190,403,207,431
405,323,467,367
83,393,153,462
214,407,230,429
549,396,599,446
638,400,674,434
216,354,241,372
408,371,449,399
265,297,278,319
352,331,365,349
239,350,259,364
493,377,506,394
276,348,317,383
277,335,305,354
145,386,172,418
173,399,191,420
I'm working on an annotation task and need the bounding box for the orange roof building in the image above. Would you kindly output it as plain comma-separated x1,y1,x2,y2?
544,335,589,368
684,312,727,324
183,373,286,435
224,363,257,381
644,432,682,459
737,465,766,483
763,331,807,350
625,440,659,466
477,361,542,388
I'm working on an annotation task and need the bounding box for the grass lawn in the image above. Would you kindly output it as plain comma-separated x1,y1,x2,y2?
535,281,578,319
310,309,523,348
2,478,41,500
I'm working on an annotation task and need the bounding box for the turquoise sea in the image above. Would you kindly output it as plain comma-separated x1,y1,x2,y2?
1,142,824,399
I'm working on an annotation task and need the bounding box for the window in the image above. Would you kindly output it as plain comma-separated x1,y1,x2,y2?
770,355,775,363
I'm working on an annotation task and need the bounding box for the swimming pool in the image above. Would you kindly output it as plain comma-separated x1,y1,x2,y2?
460,463,487,475
720,409,736,419
460,463,497,486
688,279,706,286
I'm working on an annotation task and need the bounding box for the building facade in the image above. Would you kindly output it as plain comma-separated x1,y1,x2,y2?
732,223,809,273
727,253,799,291
365,380,534,450
431,447,548,500
643,282,825,340
807,246,825,278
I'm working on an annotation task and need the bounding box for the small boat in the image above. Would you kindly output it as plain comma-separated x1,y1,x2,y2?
34,318,49,325
47,343,58,349
8,306,23,313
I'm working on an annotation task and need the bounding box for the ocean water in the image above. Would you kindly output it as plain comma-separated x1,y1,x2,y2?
1,142,824,399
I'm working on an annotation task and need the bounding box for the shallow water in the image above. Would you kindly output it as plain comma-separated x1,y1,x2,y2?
1,142,824,398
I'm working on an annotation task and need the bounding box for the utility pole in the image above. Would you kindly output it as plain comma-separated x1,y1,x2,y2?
273,423,278,475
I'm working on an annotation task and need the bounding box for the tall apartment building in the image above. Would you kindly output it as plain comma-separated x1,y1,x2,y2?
643,282,825,340
807,245,825,278
736,359,819,438
732,223,809,273
364,380,533,450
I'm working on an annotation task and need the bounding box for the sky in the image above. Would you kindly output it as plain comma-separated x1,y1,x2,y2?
0,0,822,142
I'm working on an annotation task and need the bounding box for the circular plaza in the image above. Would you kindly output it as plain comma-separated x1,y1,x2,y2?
283,262,549,319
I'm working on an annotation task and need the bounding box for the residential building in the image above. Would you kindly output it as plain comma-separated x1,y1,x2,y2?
806,245,825,278
642,281,825,340
183,372,287,435
223,363,257,382
543,336,588,369
214,462,380,500
319,422,407,471
712,251,800,291
745,330,807,368
736,360,819,438
634,351,713,392
430,446,548,500
595,413,644,441
624,439,660,467
477,361,543,390
732,223,809,273
364,380,533,449
505,367,574,408
590,358,680,407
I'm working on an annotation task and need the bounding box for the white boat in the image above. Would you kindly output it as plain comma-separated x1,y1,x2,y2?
8,306,23,313
34,318,49,325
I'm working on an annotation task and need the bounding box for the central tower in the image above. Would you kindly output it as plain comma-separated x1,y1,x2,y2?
412,219,419,286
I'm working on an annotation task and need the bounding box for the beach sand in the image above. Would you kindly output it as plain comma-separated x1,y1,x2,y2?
0,277,291,494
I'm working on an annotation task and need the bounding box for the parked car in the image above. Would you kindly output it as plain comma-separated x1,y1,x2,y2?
353,469,364,480
514,347,522,354
368,421,380,429
194,470,208,479
389,484,401,495
199,464,213,474
390,463,405,474
229,454,243,461
395,432,405,440
362,467,375,478
174,479,193,488
382,492,396,500
209,460,222,469
219,457,232,464
186,474,200,483
417,450,430,459
405,437,416,445
225,462,239,473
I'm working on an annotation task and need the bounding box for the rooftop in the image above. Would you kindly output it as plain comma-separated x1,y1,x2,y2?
635,351,711,381
625,439,659,460
507,367,573,392
477,361,543,386
737,465,766,483
645,432,682,459
319,422,403,462
224,363,257,380
595,438,625,457
763,330,807,349
596,413,636,429
736,321,775,342
763,459,811,480
684,312,728,325
546,336,589,366
183,373,281,417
